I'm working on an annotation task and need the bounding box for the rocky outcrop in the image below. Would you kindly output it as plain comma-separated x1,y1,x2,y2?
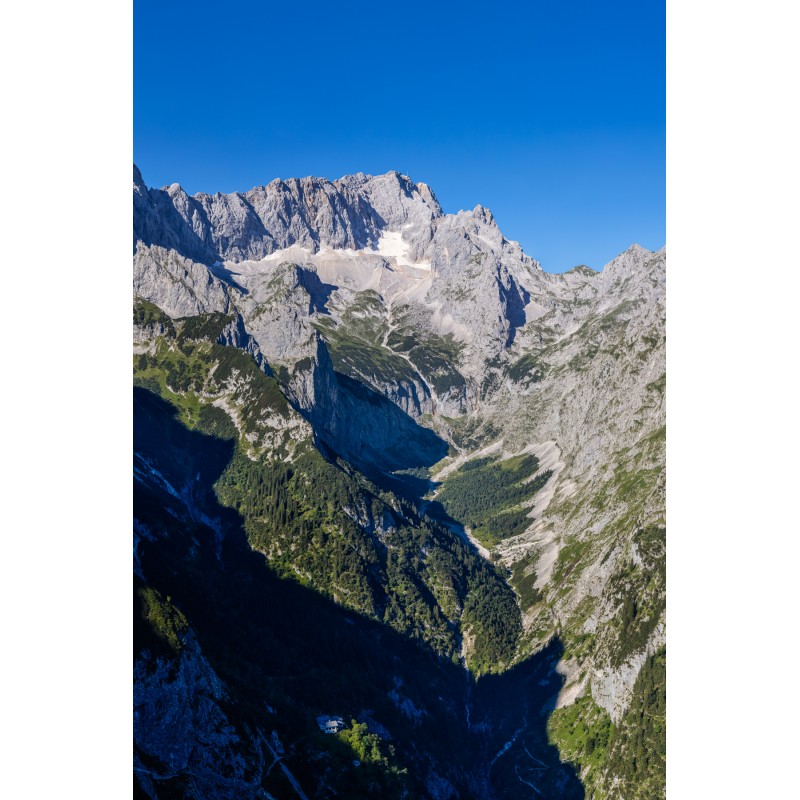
591,621,666,721
134,636,267,799
133,242,232,318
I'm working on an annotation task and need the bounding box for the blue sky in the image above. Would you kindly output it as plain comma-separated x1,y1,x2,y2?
134,0,664,273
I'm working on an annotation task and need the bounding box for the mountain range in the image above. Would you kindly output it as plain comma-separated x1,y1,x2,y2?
133,165,665,800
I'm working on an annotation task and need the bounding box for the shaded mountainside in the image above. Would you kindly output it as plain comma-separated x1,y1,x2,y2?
134,385,583,799
134,166,665,799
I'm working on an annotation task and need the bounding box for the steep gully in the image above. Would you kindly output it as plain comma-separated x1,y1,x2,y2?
313,365,579,798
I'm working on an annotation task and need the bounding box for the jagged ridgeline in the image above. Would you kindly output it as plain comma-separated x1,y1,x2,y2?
133,166,665,799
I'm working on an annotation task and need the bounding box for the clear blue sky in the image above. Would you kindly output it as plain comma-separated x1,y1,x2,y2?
134,0,664,273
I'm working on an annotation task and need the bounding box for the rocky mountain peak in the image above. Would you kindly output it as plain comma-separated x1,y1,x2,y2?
472,203,496,226
133,163,146,192
600,243,664,282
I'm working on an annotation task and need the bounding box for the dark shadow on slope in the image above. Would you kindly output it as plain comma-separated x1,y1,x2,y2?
207,262,250,295
134,387,478,798
296,267,336,315
133,387,583,799
326,372,449,475
499,275,530,348
369,470,436,501
205,262,337,310
134,174,217,265
134,386,235,508
420,499,489,560
472,640,585,800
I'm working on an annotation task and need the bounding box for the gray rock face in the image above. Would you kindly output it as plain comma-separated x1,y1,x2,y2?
134,166,444,265
133,243,232,318
134,636,266,799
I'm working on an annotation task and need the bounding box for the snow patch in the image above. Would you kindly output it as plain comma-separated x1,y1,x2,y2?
374,230,432,271
222,234,432,276
258,245,314,263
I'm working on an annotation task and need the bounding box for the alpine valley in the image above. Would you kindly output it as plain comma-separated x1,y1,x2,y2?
133,166,665,800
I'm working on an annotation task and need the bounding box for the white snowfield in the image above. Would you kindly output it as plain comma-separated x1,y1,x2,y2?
237,230,431,273
373,230,432,270
214,231,436,307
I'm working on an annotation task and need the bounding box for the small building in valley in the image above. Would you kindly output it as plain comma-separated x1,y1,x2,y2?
316,715,346,734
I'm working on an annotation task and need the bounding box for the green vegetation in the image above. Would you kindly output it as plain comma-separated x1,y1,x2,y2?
411,341,465,395
546,638,663,799
556,298,650,371
548,694,614,796
607,526,665,667
612,464,662,507
216,448,383,620
646,372,666,395
597,300,640,331
133,331,291,445
479,364,505,399
437,414,500,451
312,720,409,796
507,352,544,384
386,328,466,396
438,454,553,548
177,311,234,342
133,254,666,795
134,303,522,674
603,649,666,799
214,444,521,672
133,298,176,333
581,431,663,523
134,580,189,654
133,386,463,798
551,536,597,592
340,720,393,766
510,556,541,610
338,290,389,340
312,722,408,798
311,296,450,395
462,580,522,672
316,322,421,386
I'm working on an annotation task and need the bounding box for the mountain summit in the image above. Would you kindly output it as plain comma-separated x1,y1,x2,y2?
133,164,539,270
